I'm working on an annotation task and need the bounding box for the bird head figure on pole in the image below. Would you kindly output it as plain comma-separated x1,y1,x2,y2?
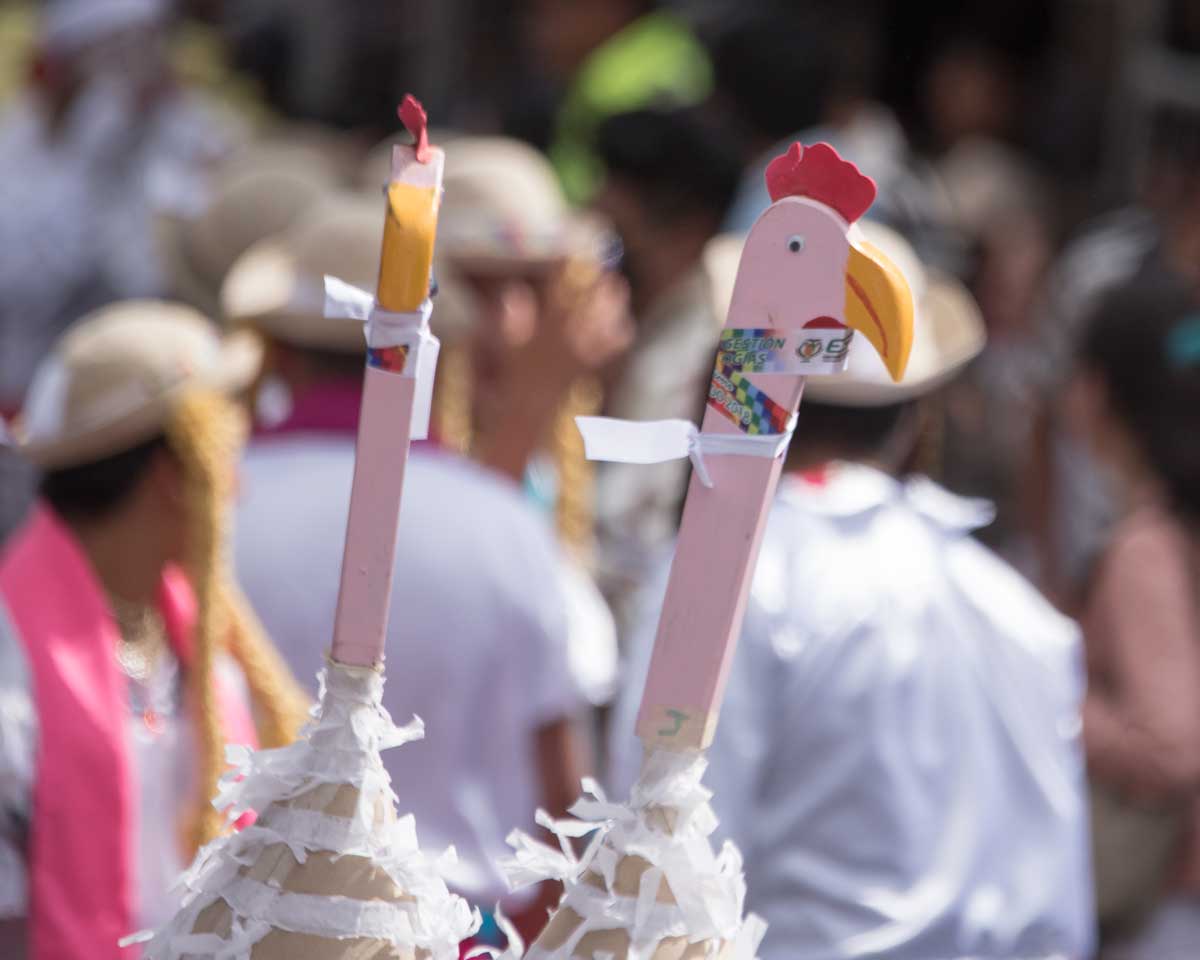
502,140,916,960
738,141,912,381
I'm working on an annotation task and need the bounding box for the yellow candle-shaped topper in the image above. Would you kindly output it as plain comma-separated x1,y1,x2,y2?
376,95,442,314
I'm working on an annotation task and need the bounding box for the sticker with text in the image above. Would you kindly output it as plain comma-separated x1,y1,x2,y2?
716,327,854,375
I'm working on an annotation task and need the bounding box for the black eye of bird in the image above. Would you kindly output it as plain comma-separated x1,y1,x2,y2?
787,234,805,253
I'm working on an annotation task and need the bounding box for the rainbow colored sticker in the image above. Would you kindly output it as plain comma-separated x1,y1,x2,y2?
367,345,410,373
707,366,791,435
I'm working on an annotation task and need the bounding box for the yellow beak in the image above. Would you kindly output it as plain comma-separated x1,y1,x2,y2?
844,238,915,382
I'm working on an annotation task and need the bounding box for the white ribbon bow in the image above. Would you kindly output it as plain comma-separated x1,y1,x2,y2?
576,416,795,489
323,275,441,440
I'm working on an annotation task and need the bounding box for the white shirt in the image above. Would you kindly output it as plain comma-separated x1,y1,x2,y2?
611,465,1095,960
235,439,585,906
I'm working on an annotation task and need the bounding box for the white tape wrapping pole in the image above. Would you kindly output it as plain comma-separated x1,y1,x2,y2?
323,275,441,440
575,416,795,489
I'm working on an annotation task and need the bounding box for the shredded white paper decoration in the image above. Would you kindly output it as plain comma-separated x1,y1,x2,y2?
496,749,766,960
129,660,479,959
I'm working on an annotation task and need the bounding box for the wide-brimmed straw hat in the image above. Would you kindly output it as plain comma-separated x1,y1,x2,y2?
155,143,340,318
437,136,616,274
222,192,472,352
704,222,985,407
9,300,260,469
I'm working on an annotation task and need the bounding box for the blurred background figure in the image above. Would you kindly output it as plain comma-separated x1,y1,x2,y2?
934,139,1055,574
434,135,628,723
0,302,306,957
588,106,740,636
520,0,711,204
154,137,342,318
1031,104,1200,609
435,135,630,484
611,226,1095,960
1065,276,1200,958
226,193,593,945
0,0,245,539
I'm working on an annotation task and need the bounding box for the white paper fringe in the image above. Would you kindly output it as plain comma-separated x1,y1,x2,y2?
497,749,767,960
129,660,479,959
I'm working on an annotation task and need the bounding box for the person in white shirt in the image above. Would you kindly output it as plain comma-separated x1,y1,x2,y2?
0,0,244,540
224,193,598,945
610,225,1096,960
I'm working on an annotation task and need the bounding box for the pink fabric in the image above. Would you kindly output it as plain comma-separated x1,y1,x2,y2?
255,379,365,438
0,505,257,959
253,378,444,453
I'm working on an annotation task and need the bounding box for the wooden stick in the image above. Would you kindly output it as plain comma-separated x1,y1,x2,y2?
330,101,444,669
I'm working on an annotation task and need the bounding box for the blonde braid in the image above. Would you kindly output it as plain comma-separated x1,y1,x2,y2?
549,257,606,556
166,389,309,851
220,581,310,748
165,389,235,850
552,376,601,556
432,341,475,456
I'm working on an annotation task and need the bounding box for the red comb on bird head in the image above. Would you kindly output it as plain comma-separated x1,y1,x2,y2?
398,94,431,164
765,142,876,223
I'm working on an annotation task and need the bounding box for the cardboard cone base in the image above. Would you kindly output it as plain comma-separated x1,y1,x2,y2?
134,662,478,959
501,750,765,960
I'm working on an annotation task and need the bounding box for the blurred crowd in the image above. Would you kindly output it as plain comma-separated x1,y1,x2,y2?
1,0,1199,958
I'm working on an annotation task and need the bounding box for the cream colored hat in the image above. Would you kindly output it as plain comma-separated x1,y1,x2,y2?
157,144,340,318
704,222,985,407
11,300,260,469
222,192,473,352
358,126,462,196
221,192,379,353
437,136,616,273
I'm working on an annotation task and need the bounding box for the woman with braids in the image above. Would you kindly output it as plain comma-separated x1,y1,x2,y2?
0,301,309,960
433,137,630,719
1067,271,1200,956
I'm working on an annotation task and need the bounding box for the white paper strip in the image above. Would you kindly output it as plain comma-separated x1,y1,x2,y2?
323,275,441,439
575,416,795,489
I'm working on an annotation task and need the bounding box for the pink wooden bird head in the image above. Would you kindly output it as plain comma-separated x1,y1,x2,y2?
733,142,914,381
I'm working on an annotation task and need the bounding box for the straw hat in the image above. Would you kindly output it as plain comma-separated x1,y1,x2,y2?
358,126,462,197
704,222,985,406
223,192,473,352
10,300,260,469
437,136,616,274
156,144,340,318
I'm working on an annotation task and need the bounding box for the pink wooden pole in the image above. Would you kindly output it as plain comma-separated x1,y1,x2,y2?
330,103,443,668
635,344,811,751
330,370,419,667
